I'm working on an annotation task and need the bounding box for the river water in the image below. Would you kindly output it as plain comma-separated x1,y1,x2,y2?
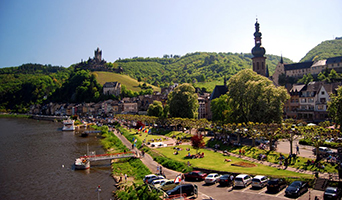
0,117,115,200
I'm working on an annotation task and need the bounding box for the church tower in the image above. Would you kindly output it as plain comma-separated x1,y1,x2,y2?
251,19,267,76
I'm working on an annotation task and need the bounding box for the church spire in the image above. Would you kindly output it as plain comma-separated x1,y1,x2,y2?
280,54,284,64
251,19,267,76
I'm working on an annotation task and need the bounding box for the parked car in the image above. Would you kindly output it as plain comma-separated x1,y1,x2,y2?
324,187,341,200
234,174,252,188
266,178,287,193
313,147,334,156
218,174,233,186
256,137,269,144
285,181,308,197
166,184,198,197
147,176,165,184
151,178,168,188
143,174,158,183
204,173,220,184
184,170,207,181
251,175,268,188
158,179,179,191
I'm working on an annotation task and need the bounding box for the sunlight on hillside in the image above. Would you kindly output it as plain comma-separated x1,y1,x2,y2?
93,71,161,92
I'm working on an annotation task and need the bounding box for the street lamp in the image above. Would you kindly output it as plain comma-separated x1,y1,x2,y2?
96,185,101,200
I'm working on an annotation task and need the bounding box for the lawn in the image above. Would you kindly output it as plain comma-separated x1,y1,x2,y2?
153,145,312,178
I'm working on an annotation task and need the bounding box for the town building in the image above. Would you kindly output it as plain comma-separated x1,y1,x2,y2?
103,82,121,96
272,56,342,86
284,81,341,122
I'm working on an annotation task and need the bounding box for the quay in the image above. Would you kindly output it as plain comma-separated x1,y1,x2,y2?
30,114,68,122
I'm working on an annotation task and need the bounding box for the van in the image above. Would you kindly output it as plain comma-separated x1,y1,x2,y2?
234,174,252,188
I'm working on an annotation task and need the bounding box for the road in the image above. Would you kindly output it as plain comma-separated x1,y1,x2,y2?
276,138,338,159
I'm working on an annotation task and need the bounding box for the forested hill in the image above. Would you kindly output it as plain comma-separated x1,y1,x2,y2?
300,38,342,62
113,52,292,88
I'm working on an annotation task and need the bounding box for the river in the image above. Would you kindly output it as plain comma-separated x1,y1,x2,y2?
0,117,115,200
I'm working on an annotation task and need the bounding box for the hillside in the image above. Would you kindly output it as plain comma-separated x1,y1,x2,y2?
113,52,292,88
93,71,160,92
300,38,342,62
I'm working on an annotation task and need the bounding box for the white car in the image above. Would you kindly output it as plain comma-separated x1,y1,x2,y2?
205,173,220,184
251,175,268,188
151,179,168,188
234,174,252,187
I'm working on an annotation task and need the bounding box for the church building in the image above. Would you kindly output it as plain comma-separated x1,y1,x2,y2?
251,19,268,77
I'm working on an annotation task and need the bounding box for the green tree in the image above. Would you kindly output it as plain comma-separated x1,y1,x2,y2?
167,83,199,119
226,69,289,123
210,94,233,122
328,86,342,131
147,100,164,117
298,73,314,84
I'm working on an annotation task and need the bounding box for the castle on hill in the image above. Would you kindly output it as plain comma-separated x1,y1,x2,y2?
76,48,123,73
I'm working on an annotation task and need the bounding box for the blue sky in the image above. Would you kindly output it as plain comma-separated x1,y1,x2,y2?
0,0,341,68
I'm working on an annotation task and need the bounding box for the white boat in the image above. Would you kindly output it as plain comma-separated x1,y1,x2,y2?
62,119,75,131
74,157,90,170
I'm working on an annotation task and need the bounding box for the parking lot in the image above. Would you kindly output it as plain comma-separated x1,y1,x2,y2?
190,181,324,200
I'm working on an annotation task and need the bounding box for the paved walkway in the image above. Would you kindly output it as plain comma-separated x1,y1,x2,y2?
112,129,180,180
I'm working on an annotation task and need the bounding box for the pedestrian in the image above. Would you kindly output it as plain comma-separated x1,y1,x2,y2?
284,158,288,170
239,149,242,157
296,144,300,154
160,166,163,174
242,149,245,155
157,165,160,174
132,143,134,149
124,174,127,182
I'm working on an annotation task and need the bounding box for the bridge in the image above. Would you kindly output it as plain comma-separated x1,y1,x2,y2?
80,151,136,162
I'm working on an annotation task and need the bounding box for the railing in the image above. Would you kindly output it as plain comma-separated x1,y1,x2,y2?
81,151,136,161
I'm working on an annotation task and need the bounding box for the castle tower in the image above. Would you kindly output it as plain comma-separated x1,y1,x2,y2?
251,19,267,76
94,47,102,62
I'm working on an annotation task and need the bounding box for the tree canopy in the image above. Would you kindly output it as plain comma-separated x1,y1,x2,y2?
147,100,164,118
225,69,290,123
167,83,199,119
328,86,342,131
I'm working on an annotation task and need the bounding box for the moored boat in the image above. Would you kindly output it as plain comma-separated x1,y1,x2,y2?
62,119,75,131
74,157,90,170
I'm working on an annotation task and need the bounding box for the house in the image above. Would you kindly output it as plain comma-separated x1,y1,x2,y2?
103,82,121,96
284,81,341,122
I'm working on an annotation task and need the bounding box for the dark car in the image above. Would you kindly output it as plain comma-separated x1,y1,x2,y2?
267,178,287,193
218,174,233,186
166,184,198,197
285,181,308,197
324,187,341,200
184,171,207,181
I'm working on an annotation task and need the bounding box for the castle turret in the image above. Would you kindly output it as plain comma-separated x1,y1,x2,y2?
94,47,102,62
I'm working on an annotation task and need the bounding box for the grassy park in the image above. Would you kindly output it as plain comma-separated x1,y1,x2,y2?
118,127,321,179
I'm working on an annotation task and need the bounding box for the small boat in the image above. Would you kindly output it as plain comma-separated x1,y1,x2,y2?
74,157,90,170
62,119,75,131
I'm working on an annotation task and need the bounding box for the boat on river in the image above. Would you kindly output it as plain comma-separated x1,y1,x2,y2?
62,119,75,131
74,157,90,170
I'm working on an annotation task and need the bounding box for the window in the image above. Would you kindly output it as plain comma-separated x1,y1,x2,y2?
321,91,325,95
